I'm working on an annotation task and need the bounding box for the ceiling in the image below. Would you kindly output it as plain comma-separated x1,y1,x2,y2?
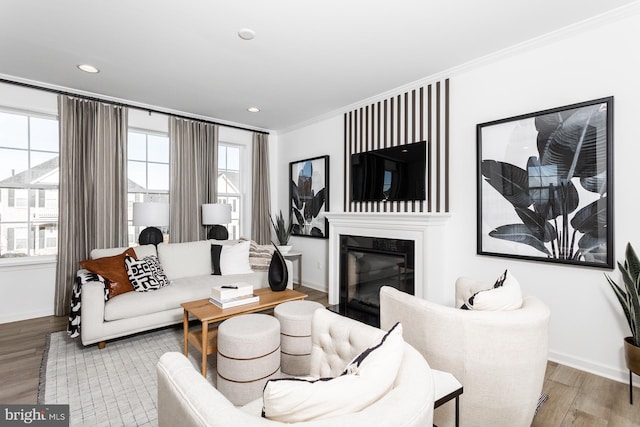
1,0,636,132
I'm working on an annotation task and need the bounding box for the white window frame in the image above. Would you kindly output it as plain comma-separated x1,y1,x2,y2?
0,107,59,262
127,127,170,246
218,142,244,240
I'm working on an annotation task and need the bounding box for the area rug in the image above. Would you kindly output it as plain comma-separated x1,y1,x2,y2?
38,326,217,427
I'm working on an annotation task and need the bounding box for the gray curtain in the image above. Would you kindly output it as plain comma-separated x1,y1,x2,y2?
55,96,128,316
252,133,271,244
169,117,218,242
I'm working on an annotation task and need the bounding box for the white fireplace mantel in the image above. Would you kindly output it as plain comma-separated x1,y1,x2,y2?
325,212,452,305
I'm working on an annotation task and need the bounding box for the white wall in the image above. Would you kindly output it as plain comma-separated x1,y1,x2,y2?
274,10,640,382
446,11,640,383
276,115,344,291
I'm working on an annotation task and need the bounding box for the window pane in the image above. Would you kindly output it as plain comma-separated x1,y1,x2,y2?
128,132,147,161
0,110,59,259
14,189,28,208
33,189,58,218
217,172,227,194
1,224,29,257
30,117,58,152
0,148,28,183
0,112,28,149
31,223,57,256
148,135,169,163
30,152,59,185
128,160,147,190
226,146,240,171
148,163,169,191
225,171,240,194
218,145,227,169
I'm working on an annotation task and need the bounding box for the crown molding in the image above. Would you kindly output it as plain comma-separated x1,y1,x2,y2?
277,1,640,135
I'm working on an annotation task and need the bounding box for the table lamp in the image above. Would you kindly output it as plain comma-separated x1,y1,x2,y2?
133,202,170,245
202,203,231,240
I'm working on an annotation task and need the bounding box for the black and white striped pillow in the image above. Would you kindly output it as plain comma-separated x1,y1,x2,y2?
125,255,170,292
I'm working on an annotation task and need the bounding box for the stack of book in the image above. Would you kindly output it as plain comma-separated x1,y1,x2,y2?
209,283,258,309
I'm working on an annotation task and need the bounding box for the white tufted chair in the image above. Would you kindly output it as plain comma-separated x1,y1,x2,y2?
380,282,550,427
158,308,434,426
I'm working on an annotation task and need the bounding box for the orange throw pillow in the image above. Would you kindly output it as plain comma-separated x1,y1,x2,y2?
80,248,137,298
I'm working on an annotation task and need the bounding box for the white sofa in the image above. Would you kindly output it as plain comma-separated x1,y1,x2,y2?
380,280,550,427
157,308,435,426
80,239,292,347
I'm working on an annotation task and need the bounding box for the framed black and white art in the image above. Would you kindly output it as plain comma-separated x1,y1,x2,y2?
477,97,613,268
289,155,329,239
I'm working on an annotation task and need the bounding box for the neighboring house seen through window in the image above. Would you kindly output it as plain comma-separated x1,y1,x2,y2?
0,109,59,258
127,130,170,246
218,143,242,240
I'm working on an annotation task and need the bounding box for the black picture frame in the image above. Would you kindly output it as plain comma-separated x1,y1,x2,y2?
289,155,329,239
477,97,614,269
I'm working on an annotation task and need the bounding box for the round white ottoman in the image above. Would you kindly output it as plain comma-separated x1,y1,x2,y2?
216,314,281,405
274,300,325,376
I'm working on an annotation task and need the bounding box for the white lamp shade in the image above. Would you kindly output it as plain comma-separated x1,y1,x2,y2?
202,203,231,225
132,202,170,226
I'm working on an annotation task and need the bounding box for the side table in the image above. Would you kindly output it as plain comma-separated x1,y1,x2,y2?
432,369,463,427
283,251,302,288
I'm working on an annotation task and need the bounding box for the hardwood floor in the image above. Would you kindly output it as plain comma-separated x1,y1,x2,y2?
1,285,639,426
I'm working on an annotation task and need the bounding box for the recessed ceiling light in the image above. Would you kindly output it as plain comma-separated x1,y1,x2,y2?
77,64,99,73
247,107,260,113
238,28,256,40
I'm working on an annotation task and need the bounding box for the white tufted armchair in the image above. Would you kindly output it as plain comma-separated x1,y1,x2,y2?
380,281,550,427
158,308,435,426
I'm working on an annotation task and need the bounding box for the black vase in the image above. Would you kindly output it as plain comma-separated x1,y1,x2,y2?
268,244,288,292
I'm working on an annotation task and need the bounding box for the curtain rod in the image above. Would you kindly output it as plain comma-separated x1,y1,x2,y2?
0,78,269,135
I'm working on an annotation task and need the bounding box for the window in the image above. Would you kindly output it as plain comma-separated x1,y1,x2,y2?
218,143,242,239
0,110,59,258
127,130,170,246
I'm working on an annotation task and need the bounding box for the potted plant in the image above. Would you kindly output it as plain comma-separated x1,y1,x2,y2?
270,210,293,253
605,242,640,402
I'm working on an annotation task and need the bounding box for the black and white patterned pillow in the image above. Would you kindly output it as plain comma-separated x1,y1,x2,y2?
144,255,171,287
460,269,522,310
124,255,170,292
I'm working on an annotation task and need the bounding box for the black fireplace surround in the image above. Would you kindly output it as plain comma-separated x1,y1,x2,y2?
328,235,415,327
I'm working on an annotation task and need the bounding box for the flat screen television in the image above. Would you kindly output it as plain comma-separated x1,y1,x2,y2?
351,141,426,202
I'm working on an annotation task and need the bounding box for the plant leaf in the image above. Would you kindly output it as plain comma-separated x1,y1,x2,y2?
291,181,303,210
481,160,532,208
310,188,326,217
536,104,608,181
577,233,607,263
514,206,557,242
580,171,607,195
293,207,304,225
606,273,636,338
570,197,607,235
531,181,580,220
488,224,551,256
625,243,640,293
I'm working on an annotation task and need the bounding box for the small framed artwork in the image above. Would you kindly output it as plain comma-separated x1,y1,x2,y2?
289,155,329,239
477,97,613,268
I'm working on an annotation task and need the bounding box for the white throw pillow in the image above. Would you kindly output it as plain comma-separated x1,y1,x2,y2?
220,240,253,275
463,269,523,310
262,323,404,422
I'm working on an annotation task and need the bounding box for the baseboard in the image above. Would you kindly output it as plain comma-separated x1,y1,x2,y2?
548,349,629,384
299,281,327,293
0,309,54,324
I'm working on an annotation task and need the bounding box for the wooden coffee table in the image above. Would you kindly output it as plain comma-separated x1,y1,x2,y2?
181,287,308,376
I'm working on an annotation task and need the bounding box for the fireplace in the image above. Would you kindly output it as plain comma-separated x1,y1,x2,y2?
329,235,415,326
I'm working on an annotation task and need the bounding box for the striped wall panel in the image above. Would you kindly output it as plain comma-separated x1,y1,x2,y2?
343,78,450,213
